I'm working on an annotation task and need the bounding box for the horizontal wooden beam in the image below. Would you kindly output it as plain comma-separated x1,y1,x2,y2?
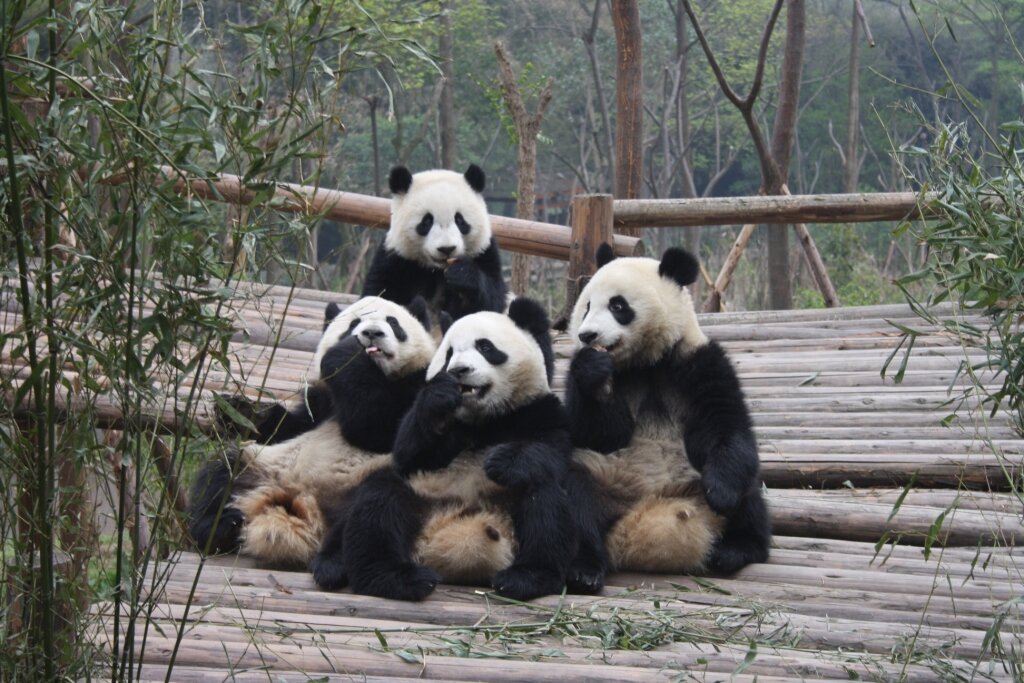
149,167,644,261
614,192,940,229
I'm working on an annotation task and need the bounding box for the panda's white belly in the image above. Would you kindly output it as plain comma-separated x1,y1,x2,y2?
240,422,389,499
408,449,502,503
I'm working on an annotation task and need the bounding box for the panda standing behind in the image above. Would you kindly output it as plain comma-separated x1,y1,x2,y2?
567,245,771,576
362,165,507,329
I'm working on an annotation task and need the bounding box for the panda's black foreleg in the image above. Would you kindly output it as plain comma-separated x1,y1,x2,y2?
246,382,333,445
333,468,440,601
707,487,771,574
492,481,576,601
564,465,610,594
187,456,246,555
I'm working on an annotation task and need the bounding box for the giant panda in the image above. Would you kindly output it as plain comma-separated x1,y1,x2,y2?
310,297,576,602
362,165,507,330
565,244,771,579
187,296,437,565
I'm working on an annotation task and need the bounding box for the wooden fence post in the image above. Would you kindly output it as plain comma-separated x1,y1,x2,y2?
557,194,613,328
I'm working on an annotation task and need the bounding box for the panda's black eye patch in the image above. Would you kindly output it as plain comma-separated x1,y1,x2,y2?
443,346,453,371
475,338,507,365
608,296,635,325
386,316,408,342
454,212,471,235
344,317,361,338
415,213,434,236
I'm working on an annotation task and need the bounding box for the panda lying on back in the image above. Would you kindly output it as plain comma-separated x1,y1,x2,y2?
362,165,507,328
567,245,771,578
311,298,575,601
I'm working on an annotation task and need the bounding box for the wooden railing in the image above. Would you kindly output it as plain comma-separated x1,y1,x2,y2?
145,167,937,312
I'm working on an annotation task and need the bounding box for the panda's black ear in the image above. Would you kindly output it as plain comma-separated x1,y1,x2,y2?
508,297,555,383
596,243,616,269
439,311,454,336
659,247,700,287
323,302,341,330
463,164,486,193
406,296,431,331
388,166,413,195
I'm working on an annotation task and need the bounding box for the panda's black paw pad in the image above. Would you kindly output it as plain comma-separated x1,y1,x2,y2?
443,259,482,291
566,564,606,594
493,566,563,601
570,347,614,394
310,553,349,591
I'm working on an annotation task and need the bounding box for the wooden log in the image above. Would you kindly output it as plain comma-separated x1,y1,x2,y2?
144,167,643,262
614,191,939,229
765,489,1023,546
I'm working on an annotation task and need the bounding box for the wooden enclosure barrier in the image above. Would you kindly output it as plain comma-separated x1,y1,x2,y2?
122,167,940,312
613,192,939,229
150,167,643,263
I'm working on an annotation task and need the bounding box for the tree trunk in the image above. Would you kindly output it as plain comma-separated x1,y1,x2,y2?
843,1,861,194
439,0,456,168
611,0,643,237
766,0,805,310
494,41,554,296
368,96,381,197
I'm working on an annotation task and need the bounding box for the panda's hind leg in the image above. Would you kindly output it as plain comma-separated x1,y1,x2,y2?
332,468,440,601
707,487,771,574
565,466,610,594
493,482,576,601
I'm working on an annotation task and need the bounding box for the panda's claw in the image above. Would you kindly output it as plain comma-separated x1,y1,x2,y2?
352,563,440,601
566,565,606,595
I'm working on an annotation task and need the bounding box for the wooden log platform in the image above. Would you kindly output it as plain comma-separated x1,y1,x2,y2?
3,285,1022,681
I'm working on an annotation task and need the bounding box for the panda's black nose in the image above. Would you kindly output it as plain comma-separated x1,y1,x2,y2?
448,364,470,378
437,245,456,256
361,327,385,340
578,331,598,345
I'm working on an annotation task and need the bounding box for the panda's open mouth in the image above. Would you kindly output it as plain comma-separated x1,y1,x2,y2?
459,382,491,399
591,342,620,354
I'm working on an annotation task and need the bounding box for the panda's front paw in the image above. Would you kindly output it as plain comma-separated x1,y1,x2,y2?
701,471,742,515
417,372,463,432
213,393,265,439
483,444,523,487
570,347,614,396
443,259,483,292
493,565,564,601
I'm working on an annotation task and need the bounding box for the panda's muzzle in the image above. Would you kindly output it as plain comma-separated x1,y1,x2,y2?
458,382,490,399
449,364,490,399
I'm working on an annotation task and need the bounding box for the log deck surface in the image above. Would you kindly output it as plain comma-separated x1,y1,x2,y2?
4,283,1023,681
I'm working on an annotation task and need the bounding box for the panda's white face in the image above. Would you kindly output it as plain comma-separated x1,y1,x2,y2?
386,169,491,269
570,257,707,368
312,297,435,379
426,312,548,420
